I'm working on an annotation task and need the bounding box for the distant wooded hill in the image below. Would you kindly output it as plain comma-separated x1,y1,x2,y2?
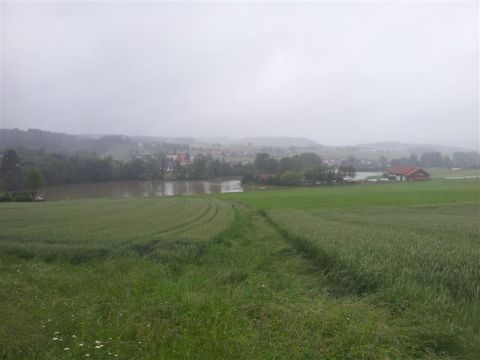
356,142,470,156
0,129,189,160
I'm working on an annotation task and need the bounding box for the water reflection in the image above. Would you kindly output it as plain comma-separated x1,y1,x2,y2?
354,171,383,179
39,179,243,201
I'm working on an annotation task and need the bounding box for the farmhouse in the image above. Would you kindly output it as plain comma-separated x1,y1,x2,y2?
387,166,431,181
177,153,191,166
165,152,192,172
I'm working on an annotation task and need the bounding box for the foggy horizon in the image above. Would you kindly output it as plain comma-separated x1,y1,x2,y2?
1,125,479,151
1,1,479,150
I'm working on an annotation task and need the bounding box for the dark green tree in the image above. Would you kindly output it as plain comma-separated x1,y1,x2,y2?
25,169,44,201
279,171,303,186
377,155,388,169
254,153,278,173
305,166,327,183
409,154,419,166
420,152,443,167
1,149,23,191
191,154,207,179
174,160,188,180
297,153,322,168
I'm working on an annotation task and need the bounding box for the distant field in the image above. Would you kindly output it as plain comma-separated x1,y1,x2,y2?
427,168,480,179
221,178,480,209
1,179,479,359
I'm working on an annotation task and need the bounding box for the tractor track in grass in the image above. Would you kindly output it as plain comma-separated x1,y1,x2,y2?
156,200,215,238
163,201,222,238
0,198,235,261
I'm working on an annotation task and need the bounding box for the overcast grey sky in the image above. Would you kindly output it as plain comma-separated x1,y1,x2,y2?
1,1,478,148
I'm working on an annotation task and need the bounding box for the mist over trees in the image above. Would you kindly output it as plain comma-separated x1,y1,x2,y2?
1,128,479,195
0,148,255,189
0,149,23,192
2,146,479,191
388,151,479,169
245,152,356,186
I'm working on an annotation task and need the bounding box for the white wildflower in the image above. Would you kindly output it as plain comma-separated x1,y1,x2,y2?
64,348,70,351
52,337,58,341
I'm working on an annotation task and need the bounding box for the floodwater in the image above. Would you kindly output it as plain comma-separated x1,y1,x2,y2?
38,179,243,201
354,171,383,179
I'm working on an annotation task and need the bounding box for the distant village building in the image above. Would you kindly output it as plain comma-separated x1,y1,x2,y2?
387,166,431,181
256,173,276,182
176,153,191,166
166,152,191,172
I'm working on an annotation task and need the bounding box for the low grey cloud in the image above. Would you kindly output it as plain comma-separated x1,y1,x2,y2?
1,1,478,148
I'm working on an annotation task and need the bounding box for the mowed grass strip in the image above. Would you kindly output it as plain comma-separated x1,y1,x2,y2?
221,178,480,209
265,202,480,356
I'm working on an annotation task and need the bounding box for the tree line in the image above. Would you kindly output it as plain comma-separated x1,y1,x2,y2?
0,148,352,192
388,151,480,169
2,147,479,198
243,152,355,186
0,150,45,201
0,148,255,193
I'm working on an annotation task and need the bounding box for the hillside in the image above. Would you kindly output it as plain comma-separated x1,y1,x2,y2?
1,129,476,162
357,141,471,155
0,129,187,160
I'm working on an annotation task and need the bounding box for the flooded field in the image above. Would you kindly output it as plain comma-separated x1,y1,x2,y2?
38,179,243,200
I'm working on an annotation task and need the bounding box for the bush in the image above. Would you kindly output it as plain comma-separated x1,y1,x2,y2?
279,171,304,186
0,192,12,202
12,192,33,202
241,173,254,184
252,173,280,185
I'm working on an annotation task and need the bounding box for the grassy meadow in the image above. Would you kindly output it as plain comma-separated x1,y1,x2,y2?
426,168,480,179
1,179,479,359
221,178,479,209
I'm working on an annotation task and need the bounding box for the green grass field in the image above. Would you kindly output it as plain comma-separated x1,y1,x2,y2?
266,203,480,355
427,168,480,179
221,178,479,209
1,179,479,359
0,198,234,263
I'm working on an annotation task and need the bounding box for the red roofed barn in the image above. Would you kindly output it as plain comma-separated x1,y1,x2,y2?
177,153,191,166
387,166,431,181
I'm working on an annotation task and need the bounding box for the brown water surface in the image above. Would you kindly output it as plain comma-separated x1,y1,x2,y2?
38,179,243,200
